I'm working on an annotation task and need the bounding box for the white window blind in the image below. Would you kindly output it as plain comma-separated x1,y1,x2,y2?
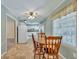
52,12,76,47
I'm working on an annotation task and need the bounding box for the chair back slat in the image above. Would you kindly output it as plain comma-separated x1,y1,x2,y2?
38,33,46,43
46,36,62,54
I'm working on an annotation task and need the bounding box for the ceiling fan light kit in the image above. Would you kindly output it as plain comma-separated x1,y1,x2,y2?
23,11,38,20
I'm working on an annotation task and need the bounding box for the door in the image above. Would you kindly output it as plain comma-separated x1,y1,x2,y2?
6,16,16,50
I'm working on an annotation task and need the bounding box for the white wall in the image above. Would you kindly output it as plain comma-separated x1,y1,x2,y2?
41,19,52,36
1,4,18,54
1,5,7,54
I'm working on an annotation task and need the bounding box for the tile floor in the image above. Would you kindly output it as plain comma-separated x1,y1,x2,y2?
2,40,63,59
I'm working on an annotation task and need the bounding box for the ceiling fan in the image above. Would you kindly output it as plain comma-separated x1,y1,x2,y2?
21,1,48,20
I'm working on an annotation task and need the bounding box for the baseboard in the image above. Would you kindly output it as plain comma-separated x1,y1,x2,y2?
62,43,76,51
1,51,7,57
59,53,66,59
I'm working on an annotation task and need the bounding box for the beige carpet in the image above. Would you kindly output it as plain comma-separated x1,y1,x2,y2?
2,40,64,59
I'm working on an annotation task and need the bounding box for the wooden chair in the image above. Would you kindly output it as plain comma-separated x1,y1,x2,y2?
38,33,46,43
32,34,44,59
44,36,62,59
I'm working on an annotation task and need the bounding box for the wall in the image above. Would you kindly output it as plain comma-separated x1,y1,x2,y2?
41,1,77,36
1,4,7,55
50,1,77,20
1,4,17,54
41,19,52,36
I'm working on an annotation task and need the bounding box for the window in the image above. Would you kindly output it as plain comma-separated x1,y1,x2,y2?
52,12,76,47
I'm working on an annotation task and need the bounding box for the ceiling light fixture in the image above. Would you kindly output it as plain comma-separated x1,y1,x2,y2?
23,11,38,20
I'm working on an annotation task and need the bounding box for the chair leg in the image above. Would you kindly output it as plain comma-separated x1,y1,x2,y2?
48,54,49,59
56,55,59,59
53,55,56,59
39,54,40,59
42,54,45,59
52,55,54,59
34,54,35,59
42,53,45,59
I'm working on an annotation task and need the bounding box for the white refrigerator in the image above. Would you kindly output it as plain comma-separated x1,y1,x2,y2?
18,23,28,43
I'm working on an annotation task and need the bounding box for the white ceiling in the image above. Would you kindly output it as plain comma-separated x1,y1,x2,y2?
2,0,72,23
